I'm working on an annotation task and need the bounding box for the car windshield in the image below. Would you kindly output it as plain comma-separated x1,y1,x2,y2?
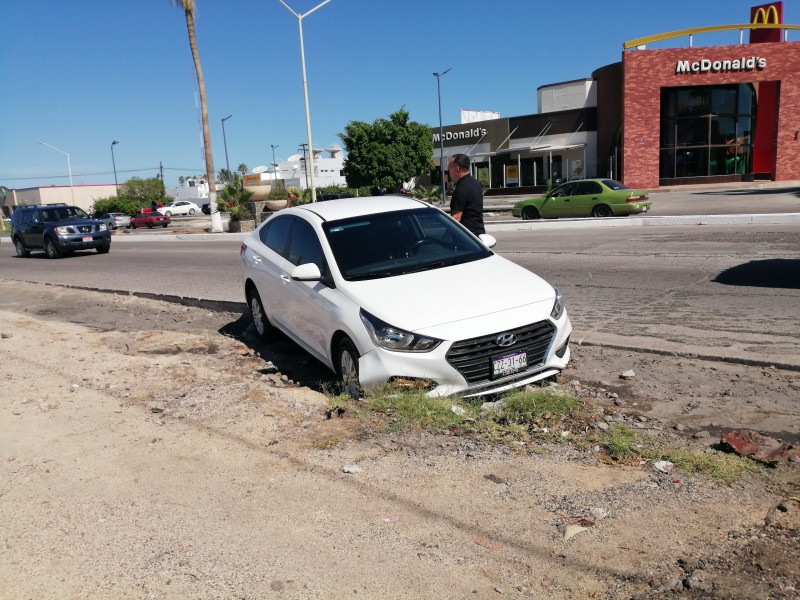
601,179,630,191
322,207,492,281
41,206,89,222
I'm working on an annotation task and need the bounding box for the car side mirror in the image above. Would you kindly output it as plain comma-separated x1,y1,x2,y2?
291,263,322,281
478,233,497,249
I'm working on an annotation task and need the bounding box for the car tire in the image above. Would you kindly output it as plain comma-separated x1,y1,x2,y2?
147,223,154,229
44,237,62,259
336,336,361,396
13,237,29,257
522,206,540,220
131,222,137,229
592,205,612,218
162,223,168,228
96,243,110,254
247,287,277,341
189,208,196,215
164,211,172,216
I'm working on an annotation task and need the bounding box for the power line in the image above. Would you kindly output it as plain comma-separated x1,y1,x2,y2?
1,166,205,182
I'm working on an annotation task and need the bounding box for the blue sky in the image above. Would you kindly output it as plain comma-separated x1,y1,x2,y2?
2,0,796,189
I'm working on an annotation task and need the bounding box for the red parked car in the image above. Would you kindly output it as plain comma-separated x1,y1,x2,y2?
130,211,171,229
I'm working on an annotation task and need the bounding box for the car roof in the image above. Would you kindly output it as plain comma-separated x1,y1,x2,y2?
287,195,432,222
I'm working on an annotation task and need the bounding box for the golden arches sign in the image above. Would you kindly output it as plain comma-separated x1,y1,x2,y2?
623,22,800,49
752,5,780,25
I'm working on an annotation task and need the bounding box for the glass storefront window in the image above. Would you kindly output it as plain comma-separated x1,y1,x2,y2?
660,84,755,180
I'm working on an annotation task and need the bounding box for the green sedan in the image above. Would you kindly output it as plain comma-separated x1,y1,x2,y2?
511,179,652,220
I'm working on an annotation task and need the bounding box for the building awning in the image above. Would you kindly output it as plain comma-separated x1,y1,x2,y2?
489,143,586,157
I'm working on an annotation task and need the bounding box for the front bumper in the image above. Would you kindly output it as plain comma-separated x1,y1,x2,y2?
357,311,572,398
57,231,111,250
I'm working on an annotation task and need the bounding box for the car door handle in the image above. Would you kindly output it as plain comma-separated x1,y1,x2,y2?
280,274,291,284
252,255,261,264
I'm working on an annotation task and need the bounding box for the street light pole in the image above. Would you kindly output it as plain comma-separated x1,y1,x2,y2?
271,144,280,180
111,140,119,194
433,67,452,205
278,0,332,203
221,114,232,182
38,141,74,203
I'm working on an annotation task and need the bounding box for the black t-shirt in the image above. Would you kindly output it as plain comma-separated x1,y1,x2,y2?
450,174,485,235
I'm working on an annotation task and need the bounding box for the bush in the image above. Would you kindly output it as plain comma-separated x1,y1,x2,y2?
92,196,143,217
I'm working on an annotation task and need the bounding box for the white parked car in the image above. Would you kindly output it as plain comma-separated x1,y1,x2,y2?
160,201,200,216
240,196,571,398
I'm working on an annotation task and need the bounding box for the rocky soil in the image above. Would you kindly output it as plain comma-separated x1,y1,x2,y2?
1,280,798,599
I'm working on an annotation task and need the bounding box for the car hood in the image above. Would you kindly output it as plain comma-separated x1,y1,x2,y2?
340,255,556,332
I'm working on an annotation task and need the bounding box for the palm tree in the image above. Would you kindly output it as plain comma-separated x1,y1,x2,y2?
171,0,222,231
237,163,248,175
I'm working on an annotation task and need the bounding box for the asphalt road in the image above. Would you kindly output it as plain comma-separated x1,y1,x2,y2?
2,221,798,370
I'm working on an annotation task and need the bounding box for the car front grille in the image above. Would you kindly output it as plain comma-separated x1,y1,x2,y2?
446,320,556,384
78,225,93,234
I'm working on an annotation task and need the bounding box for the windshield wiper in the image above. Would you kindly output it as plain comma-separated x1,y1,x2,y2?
346,271,399,281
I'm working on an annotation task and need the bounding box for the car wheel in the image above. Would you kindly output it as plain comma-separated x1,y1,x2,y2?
96,243,110,254
131,222,137,229
44,237,62,259
336,337,361,396
13,237,29,257
162,223,168,228
247,287,276,341
164,211,172,216
592,205,612,218
189,208,196,215
522,206,540,220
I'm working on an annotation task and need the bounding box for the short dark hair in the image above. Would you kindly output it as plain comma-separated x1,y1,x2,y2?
449,153,470,172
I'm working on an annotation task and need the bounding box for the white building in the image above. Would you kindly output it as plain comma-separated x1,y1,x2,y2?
269,144,346,190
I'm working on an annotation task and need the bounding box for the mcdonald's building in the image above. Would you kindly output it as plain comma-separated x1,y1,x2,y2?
432,2,799,193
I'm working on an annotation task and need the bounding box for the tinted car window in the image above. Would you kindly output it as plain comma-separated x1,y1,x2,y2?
574,181,602,195
260,215,293,258
324,208,491,281
551,183,575,197
288,219,325,270
602,179,630,191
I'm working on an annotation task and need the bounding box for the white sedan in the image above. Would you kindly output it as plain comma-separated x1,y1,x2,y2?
160,201,200,216
240,196,571,398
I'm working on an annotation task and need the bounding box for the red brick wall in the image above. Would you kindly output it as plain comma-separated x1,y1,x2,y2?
622,42,800,188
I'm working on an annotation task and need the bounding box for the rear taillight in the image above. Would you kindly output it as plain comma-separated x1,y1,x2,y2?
240,243,247,256
626,194,649,202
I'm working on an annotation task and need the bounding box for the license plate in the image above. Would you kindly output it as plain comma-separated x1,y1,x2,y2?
82,236,92,242
492,352,527,378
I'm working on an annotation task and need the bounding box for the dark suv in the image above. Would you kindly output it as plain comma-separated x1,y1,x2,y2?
11,204,112,258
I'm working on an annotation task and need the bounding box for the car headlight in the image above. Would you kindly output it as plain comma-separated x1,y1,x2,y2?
550,288,565,320
360,309,441,352
98,223,108,231
53,226,74,235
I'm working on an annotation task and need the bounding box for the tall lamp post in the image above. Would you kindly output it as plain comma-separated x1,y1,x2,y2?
433,67,452,205
110,140,119,194
271,144,280,180
38,141,74,203
221,114,232,182
278,0,332,203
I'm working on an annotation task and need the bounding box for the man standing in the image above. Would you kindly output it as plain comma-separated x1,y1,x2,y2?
448,153,485,236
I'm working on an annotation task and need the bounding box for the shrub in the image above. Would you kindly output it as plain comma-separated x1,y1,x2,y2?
92,196,143,217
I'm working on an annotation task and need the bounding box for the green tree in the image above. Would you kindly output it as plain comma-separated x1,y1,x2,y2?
92,196,143,217
237,163,248,175
218,168,233,185
172,0,221,231
119,177,167,205
339,108,433,191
